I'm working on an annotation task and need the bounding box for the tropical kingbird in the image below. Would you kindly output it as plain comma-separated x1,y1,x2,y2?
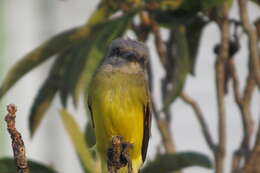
88,38,151,173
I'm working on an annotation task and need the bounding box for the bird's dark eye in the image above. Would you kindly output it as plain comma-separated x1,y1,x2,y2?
113,47,120,55
123,51,136,60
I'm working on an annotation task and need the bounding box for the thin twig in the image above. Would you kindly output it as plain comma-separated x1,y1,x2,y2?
214,3,230,173
143,15,177,154
238,0,260,90
230,60,254,143
151,21,167,67
254,18,260,40
133,12,177,154
180,93,216,152
5,104,29,173
241,119,260,173
229,60,255,173
151,100,176,153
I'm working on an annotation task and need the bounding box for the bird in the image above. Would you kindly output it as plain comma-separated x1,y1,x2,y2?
88,38,151,173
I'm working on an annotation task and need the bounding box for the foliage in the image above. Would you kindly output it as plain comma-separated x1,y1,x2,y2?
141,152,212,173
0,158,57,173
1,0,259,172
60,109,97,173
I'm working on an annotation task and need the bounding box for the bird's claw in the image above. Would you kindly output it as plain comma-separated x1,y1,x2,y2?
107,136,133,173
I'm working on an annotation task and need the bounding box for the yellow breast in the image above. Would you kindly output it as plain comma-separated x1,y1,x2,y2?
89,69,147,163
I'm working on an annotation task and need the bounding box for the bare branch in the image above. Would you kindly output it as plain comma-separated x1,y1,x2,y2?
230,60,254,173
181,93,216,152
229,60,243,105
238,0,260,90
254,18,260,40
151,100,176,153
230,60,254,143
5,104,29,173
151,21,168,67
241,119,260,173
243,70,255,108
214,3,230,173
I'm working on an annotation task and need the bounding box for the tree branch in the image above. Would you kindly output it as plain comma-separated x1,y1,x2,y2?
241,119,260,173
230,60,255,173
151,21,167,67
151,100,176,153
5,104,29,173
214,3,230,173
180,93,216,152
238,0,260,90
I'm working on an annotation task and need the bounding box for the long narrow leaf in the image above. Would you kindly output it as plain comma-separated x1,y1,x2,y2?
163,26,190,107
29,52,72,136
59,109,97,173
27,5,114,135
59,41,87,107
0,4,111,100
85,122,96,147
186,16,207,75
0,27,78,99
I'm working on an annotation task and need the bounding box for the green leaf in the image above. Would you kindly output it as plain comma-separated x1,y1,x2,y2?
151,10,196,28
145,0,183,10
0,157,57,173
186,16,207,75
163,26,190,107
250,0,260,5
21,4,114,136
179,0,225,12
0,27,79,99
74,11,135,106
85,122,96,147
150,0,228,29
29,52,72,136
58,41,88,107
0,3,111,102
59,109,97,173
59,12,136,107
59,5,118,107
141,152,213,173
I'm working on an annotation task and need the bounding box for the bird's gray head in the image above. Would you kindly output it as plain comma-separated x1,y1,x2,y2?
105,38,149,68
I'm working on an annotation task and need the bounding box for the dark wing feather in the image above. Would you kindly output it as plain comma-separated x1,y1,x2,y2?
141,99,152,162
88,101,95,128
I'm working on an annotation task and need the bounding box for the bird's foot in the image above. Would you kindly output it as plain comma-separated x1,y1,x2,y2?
121,142,133,173
107,136,133,173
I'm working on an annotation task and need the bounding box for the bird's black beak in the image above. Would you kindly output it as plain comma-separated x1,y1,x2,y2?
122,51,137,61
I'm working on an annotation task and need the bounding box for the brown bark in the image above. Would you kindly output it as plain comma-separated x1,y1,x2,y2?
238,0,260,90
214,3,230,173
5,104,29,173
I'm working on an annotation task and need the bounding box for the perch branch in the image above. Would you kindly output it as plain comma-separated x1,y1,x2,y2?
5,104,29,173
107,136,133,173
238,0,260,90
180,93,216,152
